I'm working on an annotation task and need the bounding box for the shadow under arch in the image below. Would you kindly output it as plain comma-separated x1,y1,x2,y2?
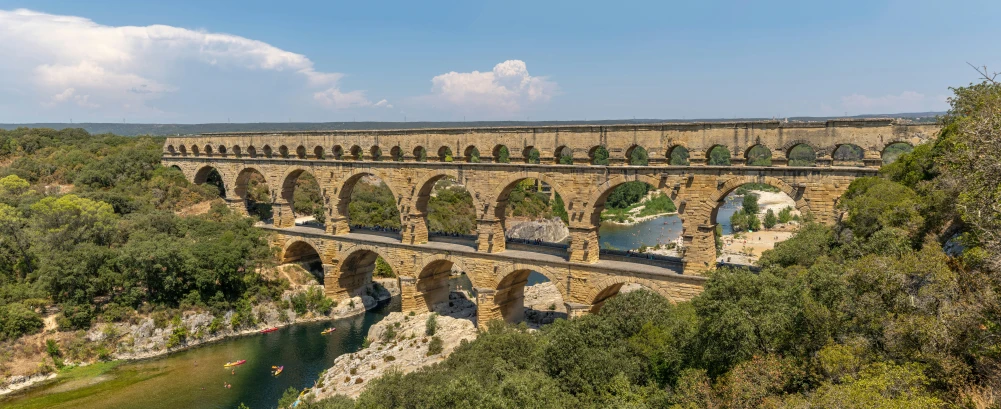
414,257,477,323
282,240,325,284
193,165,226,198
234,167,273,221
832,143,864,166
744,144,772,166
335,247,396,300
587,281,663,313
784,142,818,166
881,141,914,164
492,266,569,325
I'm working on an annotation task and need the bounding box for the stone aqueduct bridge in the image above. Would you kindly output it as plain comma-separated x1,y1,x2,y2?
162,119,939,325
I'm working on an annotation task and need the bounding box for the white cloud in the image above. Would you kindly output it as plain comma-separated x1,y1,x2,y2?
313,87,375,110
429,60,556,112
0,8,374,115
374,99,393,108
838,91,949,115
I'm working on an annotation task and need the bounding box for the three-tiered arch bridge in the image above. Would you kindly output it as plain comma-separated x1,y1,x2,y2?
162,119,939,325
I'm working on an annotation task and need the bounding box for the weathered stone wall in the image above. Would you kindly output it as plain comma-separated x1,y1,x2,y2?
164,119,940,321
269,227,706,328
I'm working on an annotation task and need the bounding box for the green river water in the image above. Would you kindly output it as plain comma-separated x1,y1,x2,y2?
1,298,399,409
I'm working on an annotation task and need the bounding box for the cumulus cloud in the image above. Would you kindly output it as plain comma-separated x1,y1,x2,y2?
429,60,556,112
838,91,949,115
0,8,375,116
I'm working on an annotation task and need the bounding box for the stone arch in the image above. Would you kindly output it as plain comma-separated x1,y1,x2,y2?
493,264,568,301
333,246,396,299
193,165,227,198
179,145,188,155
411,171,485,220
281,240,326,284
490,173,572,220
784,142,817,167
625,145,648,165
585,173,665,226
204,144,213,156
390,146,403,162
588,145,610,165
296,145,307,159
347,145,360,160
232,145,242,157
167,145,176,155
881,141,914,164
706,144,732,165
492,144,510,163
217,145,227,156
263,145,273,158
437,146,453,162
370,146,383,161
332,170,405,234
331,145,344,160
744,144,772,166
522,146,540,164
832,143,864,166
413,146,428,162
313,146,325,159
463,145,480,163
492,266,568,324
234,167,273,220
278,145,290,159
667,144,690,165
279,167,323,203
554,145,573,165
412,256,477,320
190,144,200,156
247,145,257,158
706,176,806,227
586,279,668,313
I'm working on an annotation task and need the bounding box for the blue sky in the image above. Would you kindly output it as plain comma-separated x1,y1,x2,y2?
0,0,997,123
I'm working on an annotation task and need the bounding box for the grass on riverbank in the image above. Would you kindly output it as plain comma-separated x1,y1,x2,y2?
1,361,165,409
601,193,677,223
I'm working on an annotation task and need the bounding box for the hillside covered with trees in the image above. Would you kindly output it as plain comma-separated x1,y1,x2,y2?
0,129,278,342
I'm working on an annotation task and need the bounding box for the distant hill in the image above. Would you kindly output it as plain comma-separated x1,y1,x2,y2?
0,112,943,136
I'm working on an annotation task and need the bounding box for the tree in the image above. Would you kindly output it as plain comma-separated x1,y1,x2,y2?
763,209,776,228
29,194,117,249
741,193,759,215
497,146,510,163
592,146,610,165
629,146,648,166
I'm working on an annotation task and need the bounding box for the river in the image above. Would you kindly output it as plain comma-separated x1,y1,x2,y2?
597,196,741,251
2,299,400,409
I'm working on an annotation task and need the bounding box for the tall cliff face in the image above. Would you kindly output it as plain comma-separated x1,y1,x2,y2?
506,217,570,243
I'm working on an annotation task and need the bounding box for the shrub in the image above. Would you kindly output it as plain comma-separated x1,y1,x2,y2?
355,378,364,384
764,209,777,228
427,336,443,356
382,326,397,343
45,339,64,368
208,316,224,333
384,355,396,362
425,314,437,336
0,302,43,340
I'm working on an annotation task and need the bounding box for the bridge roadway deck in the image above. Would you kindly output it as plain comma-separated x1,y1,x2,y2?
263,224,694,280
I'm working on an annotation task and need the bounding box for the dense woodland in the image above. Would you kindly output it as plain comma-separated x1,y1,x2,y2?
284,80,1001,408
0,130,278,340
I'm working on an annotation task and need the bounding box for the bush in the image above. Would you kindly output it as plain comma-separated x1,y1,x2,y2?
427,336,443,356
425,314,438,336
763,209,777,228
0,302,43,340
382,326,397,343
45,339,63,368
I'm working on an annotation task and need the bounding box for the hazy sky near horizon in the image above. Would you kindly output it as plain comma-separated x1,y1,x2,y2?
0,0,997,123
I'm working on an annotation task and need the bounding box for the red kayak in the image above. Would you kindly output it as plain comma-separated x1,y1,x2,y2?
260,327,279,334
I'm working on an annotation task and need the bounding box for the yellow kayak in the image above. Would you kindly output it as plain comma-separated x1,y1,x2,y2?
224,359,246,367
321,327,336,335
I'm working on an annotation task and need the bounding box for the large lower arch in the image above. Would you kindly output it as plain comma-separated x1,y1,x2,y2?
281,240,326,284
586,281,664,313
413,257,471,314
486,265,569,325
331,247,395,300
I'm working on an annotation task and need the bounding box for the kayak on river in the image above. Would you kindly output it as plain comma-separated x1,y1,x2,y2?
260,327,279,333
273,366,284,376
223,360,246,367
321,327,336,335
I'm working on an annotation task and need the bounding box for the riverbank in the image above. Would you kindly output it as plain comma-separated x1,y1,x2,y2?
0,275,399,396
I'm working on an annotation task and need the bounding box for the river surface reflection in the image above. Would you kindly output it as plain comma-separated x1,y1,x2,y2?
596,197,740,251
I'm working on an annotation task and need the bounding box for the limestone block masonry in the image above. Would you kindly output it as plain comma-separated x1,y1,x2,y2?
163,119,939,325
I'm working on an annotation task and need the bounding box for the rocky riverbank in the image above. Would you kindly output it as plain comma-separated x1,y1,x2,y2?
506,217,569,243
0,281,399,396
307,308,478,400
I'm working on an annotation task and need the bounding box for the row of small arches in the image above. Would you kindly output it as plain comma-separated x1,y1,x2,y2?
166,141,913,166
